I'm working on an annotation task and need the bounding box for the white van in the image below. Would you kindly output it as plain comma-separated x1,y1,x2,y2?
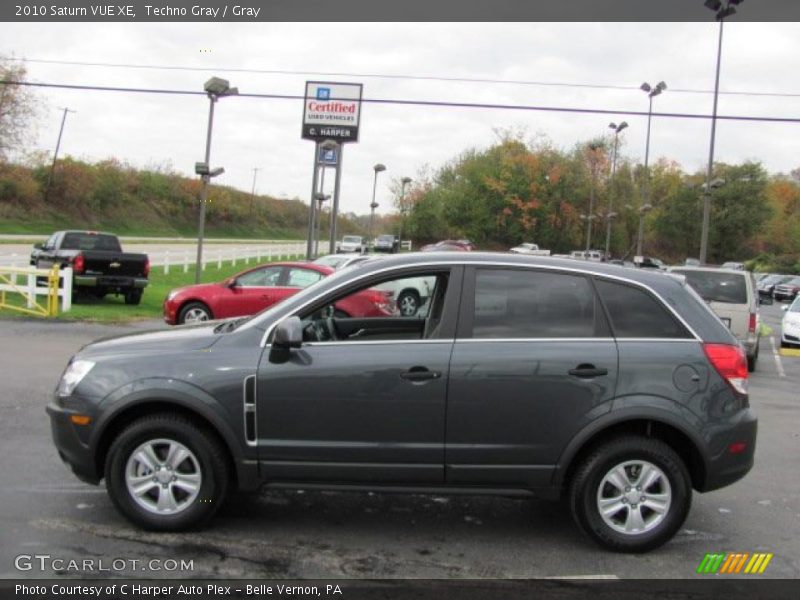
668,267,768,371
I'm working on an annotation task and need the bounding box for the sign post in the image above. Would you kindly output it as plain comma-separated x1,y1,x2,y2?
302,81,362,259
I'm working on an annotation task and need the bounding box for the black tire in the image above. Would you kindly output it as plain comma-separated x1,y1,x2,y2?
747,347,758,372
124,290,142,305
178,301,213,324
396,290,421,317
104,413,229,531
568,436,691,553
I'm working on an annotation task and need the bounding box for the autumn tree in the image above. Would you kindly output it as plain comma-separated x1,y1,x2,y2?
0,60,39,160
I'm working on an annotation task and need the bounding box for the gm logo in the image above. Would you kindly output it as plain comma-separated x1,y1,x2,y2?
316,87,331,100
697,552,773,574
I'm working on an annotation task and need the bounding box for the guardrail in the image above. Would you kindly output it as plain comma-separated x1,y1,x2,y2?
0,265,72,316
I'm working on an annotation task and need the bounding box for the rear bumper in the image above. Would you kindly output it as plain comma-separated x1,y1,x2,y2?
46,401,100,485
700,407,757,492
75,275,149,289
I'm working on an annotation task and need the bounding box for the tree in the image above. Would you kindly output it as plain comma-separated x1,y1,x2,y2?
0,60,39,160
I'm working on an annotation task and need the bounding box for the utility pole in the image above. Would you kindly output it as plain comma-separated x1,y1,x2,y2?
43,107,75,203
250,167,260,215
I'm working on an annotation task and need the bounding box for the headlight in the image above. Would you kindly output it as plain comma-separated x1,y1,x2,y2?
57,359,95,397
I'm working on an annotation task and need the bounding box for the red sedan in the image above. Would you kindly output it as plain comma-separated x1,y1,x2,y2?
163,261,393,325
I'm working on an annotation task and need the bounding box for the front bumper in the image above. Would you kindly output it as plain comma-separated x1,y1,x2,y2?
46,401,100,485
781,321,800,344
701,407,757,492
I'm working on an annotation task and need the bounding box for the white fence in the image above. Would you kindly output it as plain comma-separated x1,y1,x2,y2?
0,265,72,313
149,242,307,274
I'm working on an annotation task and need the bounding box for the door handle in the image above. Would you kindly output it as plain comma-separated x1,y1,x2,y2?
400,367,441,382
568,364,609,378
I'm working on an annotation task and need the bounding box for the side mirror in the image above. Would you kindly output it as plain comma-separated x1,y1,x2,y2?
273,316,303,349
33,243,43,250
224,277,237,288
759,296,773,306
782,305,789,312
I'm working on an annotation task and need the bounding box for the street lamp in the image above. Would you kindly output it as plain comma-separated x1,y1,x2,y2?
369,163,386,251
584,142,603,252
605,121,628,258
699,0,743,265
249,167,260,216
637,80,666,256
398,176,412,247
195,76,238,284
636,203,653,259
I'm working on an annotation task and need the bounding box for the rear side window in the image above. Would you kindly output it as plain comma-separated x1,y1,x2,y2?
61,233,122,251
595,279,692,339
671,269,747,304
471,269,606,338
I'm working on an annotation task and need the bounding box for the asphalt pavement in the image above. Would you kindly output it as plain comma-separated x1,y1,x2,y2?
0,304,798,580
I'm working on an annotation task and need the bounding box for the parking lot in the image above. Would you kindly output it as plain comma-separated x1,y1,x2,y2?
0,302,798,580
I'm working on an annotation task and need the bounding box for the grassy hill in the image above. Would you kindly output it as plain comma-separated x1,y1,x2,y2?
0,157,366,239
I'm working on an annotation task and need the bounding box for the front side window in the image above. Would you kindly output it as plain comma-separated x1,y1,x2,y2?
595,279,691,339
296,270,451,343
236,266,283,287
470,269,602,339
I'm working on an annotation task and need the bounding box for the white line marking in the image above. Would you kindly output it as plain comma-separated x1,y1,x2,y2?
769,336,786,378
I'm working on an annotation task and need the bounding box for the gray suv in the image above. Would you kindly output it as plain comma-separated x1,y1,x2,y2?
48,253,756,552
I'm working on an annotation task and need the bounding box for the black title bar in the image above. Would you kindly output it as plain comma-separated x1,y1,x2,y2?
3,0,800,22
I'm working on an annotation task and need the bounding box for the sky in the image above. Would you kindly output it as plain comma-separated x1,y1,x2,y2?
1,22,799,216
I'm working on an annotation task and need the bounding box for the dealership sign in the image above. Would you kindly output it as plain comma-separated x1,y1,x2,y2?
302,81,363,143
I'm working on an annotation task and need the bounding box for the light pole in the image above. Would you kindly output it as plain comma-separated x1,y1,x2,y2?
605,121,628,259
314,192,330,257
43,107,76,203
699,0,742,265
195,77,238,284
369,163,386,251
637,80,666,256
398,176,412,247
584,142,603,252
249,167,260,216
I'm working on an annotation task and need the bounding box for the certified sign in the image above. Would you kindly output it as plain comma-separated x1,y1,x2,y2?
302,81,363,143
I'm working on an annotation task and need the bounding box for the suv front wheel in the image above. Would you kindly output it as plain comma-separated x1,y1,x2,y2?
569,436,691,553
105,414,229,531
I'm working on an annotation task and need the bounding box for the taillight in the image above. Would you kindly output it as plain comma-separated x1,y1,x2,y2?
72,254,85,274
703,343,748,396
366,290,394,314
143,257,150,277
748,312,756,333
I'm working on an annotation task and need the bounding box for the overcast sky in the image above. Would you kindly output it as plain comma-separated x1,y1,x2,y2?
2,22,799,215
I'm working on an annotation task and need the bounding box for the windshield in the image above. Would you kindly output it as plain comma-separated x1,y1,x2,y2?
378,235,394,241
342,236,361,243
789,298,800,313
671,269,747,304
313,255,345,269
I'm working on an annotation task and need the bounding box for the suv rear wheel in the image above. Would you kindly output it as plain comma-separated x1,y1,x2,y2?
569,436,691,553
105,414,229,530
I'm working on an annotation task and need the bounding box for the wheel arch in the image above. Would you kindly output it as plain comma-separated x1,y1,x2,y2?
555,412,708,497
92,391,257,492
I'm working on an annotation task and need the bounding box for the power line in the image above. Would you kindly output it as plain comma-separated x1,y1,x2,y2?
3,79,800,124
3,56,800,99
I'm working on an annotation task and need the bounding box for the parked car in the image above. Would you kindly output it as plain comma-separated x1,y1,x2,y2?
420,240,473,252
756,274,793,298
162,261,393,325
50,253,756,552
336,235,367,254
30,230,149,305
373,234,400,253
780,296,800,348
669,266,767,371
773,276,800,302
721,261,745,271
636,256,666,270
684,258,701,267
569,250,603,261
374,276,435,317
509,243,551,256
312,253,373,270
